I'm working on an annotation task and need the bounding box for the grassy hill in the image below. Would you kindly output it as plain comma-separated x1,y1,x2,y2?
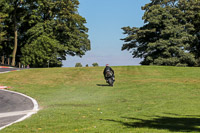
1,66,200,133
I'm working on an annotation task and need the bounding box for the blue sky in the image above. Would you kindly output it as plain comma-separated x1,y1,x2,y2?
63,0,151,67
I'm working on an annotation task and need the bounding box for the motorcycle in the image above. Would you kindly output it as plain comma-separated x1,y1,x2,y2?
105,70,115,86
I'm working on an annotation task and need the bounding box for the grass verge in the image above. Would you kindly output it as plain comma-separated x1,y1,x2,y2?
0,66,200,132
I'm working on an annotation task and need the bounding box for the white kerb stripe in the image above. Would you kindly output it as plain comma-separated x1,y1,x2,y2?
0,110,36,118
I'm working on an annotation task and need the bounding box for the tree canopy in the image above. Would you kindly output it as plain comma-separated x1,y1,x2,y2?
0,12,7,52
0,0,90,67
121,0,200,66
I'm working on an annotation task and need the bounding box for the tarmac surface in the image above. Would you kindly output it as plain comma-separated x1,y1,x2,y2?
0,67,22,73
0,67,38,130
0,90,34,128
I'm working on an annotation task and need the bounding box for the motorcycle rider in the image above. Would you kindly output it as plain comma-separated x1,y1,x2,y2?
103,64,115,82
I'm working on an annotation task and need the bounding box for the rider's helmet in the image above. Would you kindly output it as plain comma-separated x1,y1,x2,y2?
106,64,109,66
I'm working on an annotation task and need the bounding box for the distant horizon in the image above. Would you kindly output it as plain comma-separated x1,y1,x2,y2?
62,64,141,68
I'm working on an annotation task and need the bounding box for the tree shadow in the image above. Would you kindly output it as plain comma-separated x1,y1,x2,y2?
96,84,110,87
101,114,200,132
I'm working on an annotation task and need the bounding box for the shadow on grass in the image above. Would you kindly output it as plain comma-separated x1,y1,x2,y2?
101,114,200,132
96,84,110,87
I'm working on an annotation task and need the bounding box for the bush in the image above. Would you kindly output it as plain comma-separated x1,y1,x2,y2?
195,58,200,67
176,63,188,67
92,63,99,67
75,63,82,67
85,64,89,67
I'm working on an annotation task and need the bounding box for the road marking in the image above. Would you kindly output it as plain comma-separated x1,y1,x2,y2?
0,86,7,89
0,71,10,74
0,110,37,118
0,70,19,74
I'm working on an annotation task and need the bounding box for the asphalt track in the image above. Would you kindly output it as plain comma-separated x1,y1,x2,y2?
0,68,39,130
0,67,20,73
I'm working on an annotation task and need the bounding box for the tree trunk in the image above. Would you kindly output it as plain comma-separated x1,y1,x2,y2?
11,9,17,67
1,56,4,64
7,57,10,65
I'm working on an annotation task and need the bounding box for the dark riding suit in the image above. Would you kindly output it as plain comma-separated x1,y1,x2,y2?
103,66,115,80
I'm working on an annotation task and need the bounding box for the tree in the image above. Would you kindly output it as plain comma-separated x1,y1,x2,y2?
0,12,7,52
21,0,91,67
0,0,90,67
75,62,82,67
21,21,65,67
121,0,199,66
0,12,8,65
92,63,99,67
0,0,25,66
0,0,32,66
179,0,200,66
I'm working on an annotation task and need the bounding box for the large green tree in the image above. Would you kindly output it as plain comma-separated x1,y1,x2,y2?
0,0,29,66
21,0,90,67
180,0,200,65
0,12,8,64
0,12,7,51
0,0,90,67
121,0,199,66
21,21,65,67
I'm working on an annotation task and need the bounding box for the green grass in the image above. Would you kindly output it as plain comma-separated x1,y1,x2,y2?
0,66,200,132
